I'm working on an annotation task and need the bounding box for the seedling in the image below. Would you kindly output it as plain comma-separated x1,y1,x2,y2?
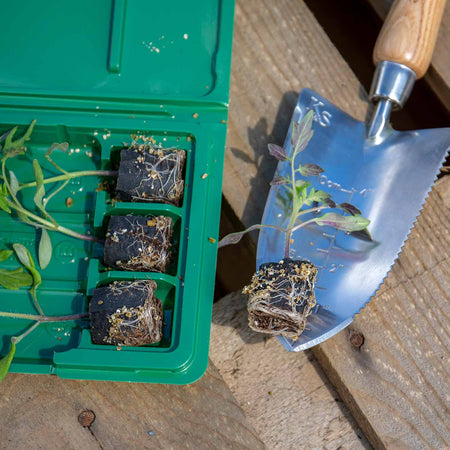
116,144,186,206
89,280,163,346
0,244,88,381
0,121,116,268
219,110,371,339
104,215,173,272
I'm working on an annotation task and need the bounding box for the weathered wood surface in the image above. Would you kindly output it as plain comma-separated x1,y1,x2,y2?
367,0,450,110
219,0,450,448
315,177,450,450
0,363,264,450
211,294,370,450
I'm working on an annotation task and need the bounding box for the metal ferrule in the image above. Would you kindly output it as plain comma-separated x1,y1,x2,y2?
369,61,416,108
367,61,417,142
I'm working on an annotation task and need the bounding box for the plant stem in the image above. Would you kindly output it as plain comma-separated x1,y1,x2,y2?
30,287,44,316
0,311,89,322
11,321,41,344
6,199,103,243
17,170,117,191
295,205,327,217
291,218,319,234
218,224,285,248
284,155,300,258
2,158,21,210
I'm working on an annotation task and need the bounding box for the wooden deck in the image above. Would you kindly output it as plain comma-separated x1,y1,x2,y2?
1,1,449,448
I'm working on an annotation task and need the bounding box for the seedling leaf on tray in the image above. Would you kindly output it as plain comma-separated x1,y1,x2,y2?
9,171,19,197
0,341,16,382
0,249,13,262
0,268,33,290
32,159,46,216
38,229,52,270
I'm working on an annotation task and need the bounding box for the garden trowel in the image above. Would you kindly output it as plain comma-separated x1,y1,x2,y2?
256,0,450,351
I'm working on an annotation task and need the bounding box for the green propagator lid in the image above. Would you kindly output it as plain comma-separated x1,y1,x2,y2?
0,0,233,106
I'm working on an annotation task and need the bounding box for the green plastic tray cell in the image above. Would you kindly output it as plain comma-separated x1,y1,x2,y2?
0,0,235,384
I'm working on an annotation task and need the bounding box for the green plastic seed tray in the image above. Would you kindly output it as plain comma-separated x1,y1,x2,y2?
0,0,234,384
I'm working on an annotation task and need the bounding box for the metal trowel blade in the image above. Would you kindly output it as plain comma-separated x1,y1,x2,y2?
256,88,450,351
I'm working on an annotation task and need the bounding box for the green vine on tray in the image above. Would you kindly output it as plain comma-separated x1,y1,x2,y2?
0,121,117,269
0,244,88,382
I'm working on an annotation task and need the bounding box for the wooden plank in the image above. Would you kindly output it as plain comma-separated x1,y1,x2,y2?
366,0,450,111
314,177,450,450
211,294,370,449
220,0,450,448
0,362,264,449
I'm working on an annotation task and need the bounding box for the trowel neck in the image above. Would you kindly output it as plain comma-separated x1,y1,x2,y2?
366,61,417,141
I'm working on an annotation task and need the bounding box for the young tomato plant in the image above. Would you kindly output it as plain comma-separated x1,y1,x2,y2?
219,110,371,251
218,110,371,339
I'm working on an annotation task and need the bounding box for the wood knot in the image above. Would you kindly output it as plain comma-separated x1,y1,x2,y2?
78,409,96,427
349,332,364,349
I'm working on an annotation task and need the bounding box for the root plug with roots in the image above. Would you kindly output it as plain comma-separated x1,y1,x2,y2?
89,280,163,346
104,215,173,273
116,145,186,206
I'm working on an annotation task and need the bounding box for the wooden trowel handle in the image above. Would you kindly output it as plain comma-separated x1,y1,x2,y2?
373,0,446,79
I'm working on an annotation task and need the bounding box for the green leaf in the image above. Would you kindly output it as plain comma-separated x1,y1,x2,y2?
338,202,362,216
0,249,13,262
304,189,331,206
314,213,370,232
298,163,324,177
13,243,41,298
0,196,11,214
292,110,314,156
0,268,33,289
13,243,35,269
295,180,310,205
0,340,16,382
2,127,18,153
9,170,19,197
32,159,47,216
268,144,289,162
13,243,42,312
3,121,36,155
38,229,52,269
270,175,289,186
45,142,69,157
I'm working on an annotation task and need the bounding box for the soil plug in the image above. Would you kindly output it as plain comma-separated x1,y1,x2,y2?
116,145,186,205
243,259,317,340
89,280,163,346
104,215,173,272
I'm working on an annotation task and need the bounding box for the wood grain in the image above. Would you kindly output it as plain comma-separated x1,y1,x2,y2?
368,0,450,108
211,293,370,450
373,0,446,78
0,362,264,450
315,177,450,450
220,0,450,448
